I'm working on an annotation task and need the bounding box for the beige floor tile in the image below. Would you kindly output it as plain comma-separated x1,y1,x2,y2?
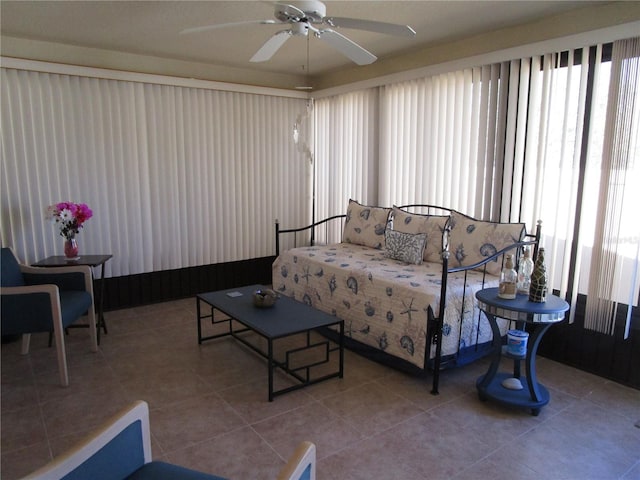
165,426,285,480
545,397,640,467
376,411,502,479
2,297,637,480
535,355,609,398
119,368,217,410
587,379,640,421
488,421,635,479
252,401,364,460
304,350,393,399
317,435,424,479
430,391,545,444
320,381,424,436
373,368,463,410
149,392,247,453
40,384,132,439
1,343,34,380
216,378,315,424
0,405,47,452
453,457,540,480
1,372,40,414
0,440,51,480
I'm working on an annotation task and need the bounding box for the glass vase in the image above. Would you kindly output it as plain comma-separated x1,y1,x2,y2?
64,237,79,259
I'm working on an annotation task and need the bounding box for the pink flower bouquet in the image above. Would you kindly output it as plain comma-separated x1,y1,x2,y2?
46,202,93,240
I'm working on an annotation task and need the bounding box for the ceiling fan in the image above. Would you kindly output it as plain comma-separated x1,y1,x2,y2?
180,0,416,66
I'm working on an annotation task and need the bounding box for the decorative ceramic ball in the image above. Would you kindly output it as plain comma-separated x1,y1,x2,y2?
252,288,279,308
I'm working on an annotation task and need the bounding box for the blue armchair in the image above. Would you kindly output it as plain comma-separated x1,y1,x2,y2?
21,400,316,480
1,247,97,386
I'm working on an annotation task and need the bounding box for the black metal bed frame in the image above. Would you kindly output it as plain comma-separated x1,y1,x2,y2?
274,204,541,395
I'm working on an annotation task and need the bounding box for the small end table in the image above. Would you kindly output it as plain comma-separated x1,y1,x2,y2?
32,254,112,344
475,287,569,416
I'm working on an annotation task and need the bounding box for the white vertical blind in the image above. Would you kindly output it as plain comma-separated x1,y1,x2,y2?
585,37,640,337
311,36,640,340
378,64,510,218
1,68,309,277
314,89,378,243
515,50,590,311
314,37,638,337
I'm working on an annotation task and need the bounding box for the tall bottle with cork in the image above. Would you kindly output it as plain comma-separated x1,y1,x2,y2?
517,246,535,295
529,247,548,303
498,254,517,299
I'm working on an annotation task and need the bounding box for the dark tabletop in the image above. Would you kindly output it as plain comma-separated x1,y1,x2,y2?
32,254,113,268
198,284,342,339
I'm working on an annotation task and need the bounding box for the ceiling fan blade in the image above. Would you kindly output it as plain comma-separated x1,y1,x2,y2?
318,29,376,65
250,30,292,62
180,19,277,35
324,17,416,37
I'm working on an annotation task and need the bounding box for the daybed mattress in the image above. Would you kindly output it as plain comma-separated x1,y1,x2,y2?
272,243,507,370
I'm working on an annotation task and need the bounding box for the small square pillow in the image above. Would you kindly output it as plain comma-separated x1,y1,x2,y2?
447,211,525,276
342,199,391,250
391,206,449,264
384,230,427,265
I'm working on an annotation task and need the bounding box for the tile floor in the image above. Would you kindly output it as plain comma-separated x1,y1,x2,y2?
2,297,640,480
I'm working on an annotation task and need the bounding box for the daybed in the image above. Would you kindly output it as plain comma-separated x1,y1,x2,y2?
272,200,540,394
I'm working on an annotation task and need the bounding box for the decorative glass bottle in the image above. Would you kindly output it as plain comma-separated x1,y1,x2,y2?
498,254,517,299
529,247,548,303
517,246,534,295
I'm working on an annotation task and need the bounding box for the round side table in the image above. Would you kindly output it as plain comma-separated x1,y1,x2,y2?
475,287,569,416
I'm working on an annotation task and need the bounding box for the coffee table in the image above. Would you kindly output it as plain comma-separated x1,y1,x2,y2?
197,284,344,401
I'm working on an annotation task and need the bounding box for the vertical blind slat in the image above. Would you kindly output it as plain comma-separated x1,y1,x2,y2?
1,69,308,276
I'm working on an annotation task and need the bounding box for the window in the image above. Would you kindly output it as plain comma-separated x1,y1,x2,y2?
314,37,640,336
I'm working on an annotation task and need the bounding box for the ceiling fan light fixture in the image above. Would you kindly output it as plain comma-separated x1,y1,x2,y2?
183,0,415,66
275,1,326,24
291,22,309,36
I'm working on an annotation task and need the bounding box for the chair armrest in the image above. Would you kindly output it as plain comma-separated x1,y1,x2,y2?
1,284,59,296
22,401,152,480
277,441,316,480
21,265,94,295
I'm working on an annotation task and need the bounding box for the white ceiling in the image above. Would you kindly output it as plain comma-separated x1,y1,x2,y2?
0,0,619,87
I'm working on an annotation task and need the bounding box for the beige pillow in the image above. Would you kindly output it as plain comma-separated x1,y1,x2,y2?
447,211,525,276
391,206,449,263
342,199,390,249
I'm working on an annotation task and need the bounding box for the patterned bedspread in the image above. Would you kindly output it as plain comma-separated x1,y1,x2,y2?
272,243,508,370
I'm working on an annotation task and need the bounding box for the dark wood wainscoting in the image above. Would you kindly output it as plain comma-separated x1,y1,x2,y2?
537,294,639,390
101,256,276,311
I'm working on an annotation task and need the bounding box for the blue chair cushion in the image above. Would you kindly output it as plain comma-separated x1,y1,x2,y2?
1,248,25,287
59,291,93,327
127,461,228,480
